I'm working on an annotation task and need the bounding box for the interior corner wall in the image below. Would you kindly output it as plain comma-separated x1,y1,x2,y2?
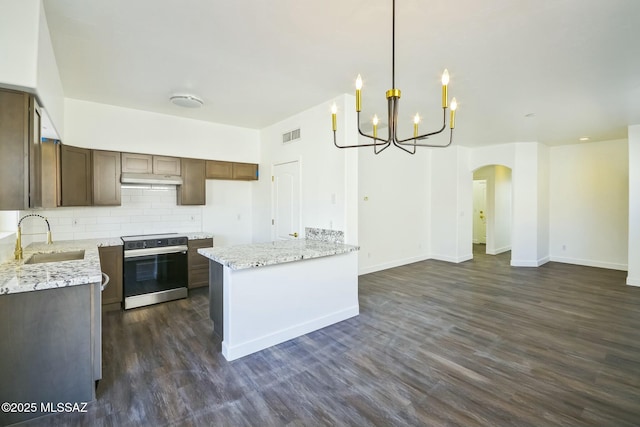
430,146,472,263
358,137,431,275
628,126,640,285
254,95,356,245
549,139,629,271
36,0,65,139
510,143,543,266
536,143,550,264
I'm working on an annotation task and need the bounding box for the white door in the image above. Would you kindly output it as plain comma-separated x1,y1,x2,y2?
272,161,300,240
473,180,487,244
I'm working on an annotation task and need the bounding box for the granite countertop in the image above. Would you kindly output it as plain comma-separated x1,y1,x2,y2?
198,239,359,270
184,232,214,241
0,239,114,296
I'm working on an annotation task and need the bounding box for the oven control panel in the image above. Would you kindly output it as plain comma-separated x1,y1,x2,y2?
122,235,188,251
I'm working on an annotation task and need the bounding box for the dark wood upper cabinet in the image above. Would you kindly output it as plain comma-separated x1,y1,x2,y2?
232,162,259,180
121,152,152,174
206,160,258,181
93,150,121,206
0,89,42,210
122,152,181,175
178,158,206,206
206,160,233,179
59,145,92,206
153,155,181,176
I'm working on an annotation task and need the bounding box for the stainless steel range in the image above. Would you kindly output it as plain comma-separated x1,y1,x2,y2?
121,233,188,310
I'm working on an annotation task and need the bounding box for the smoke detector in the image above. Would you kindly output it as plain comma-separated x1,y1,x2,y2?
170,94,204,108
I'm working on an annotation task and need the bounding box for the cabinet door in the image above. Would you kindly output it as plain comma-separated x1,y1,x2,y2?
153,155,181,176
93,150,121,206
121,152,153,173
28,97,42,208
98,245,123,310
205,160,233,179
178,158,206,205
188,238,213,289
60,145,92,206
0,89,29,210
40,140,59,208
232,162,259,180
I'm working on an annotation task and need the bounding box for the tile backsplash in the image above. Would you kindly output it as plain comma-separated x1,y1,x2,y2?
19,187,203,245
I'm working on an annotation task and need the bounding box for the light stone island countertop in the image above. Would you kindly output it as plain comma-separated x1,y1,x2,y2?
0,239,119,296
198,239,359,270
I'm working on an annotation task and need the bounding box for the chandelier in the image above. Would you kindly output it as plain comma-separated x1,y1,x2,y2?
331,0,458,155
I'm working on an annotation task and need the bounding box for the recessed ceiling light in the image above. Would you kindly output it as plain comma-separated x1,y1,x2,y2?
170,94,204,108
579,137,590,141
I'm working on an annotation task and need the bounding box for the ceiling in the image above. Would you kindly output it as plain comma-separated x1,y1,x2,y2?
43,0,640,147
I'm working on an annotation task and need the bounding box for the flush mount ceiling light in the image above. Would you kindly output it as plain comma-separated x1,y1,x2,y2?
331,0,459,155
170,94,204,108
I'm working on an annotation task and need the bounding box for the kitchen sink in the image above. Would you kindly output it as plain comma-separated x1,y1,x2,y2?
24,250,85,264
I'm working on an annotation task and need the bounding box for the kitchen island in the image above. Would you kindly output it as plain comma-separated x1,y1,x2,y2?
198,228,359,361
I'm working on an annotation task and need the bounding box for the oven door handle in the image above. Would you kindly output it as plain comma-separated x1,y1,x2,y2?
124,245,189,258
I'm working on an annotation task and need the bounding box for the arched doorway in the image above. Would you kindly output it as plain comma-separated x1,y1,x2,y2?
472,165,513,259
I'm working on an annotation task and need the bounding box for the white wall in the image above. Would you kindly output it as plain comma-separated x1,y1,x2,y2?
628,126,640,285
549,139,628,270
494,165,512,253
36,0,65,138
0,0,65,138
0,0,39,91
430,146,473,263
64,99,259,161
358,142,430,274
254,94,358,245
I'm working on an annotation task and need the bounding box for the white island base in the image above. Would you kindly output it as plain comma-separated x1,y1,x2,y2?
208,251,358,361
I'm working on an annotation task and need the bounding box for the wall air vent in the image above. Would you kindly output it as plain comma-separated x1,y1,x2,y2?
282,128,301,144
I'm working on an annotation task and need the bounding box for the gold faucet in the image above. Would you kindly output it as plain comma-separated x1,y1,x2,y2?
14,214,53,260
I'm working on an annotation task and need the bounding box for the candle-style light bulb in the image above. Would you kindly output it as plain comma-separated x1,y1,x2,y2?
450,97,457,129
355,74,362,112
441,69,449,108
372,114,379,139
413,113,420,137
331,103,337,131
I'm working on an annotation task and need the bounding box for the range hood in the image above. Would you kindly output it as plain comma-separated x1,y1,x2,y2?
120,173,183,186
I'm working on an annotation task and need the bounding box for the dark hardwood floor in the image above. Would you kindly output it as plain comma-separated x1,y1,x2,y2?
23,248,640,426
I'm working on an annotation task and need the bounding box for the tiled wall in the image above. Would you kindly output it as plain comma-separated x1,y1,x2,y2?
19,187,203,245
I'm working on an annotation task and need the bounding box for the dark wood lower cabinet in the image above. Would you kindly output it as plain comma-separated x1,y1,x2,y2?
188,238,213,289
98,245,123,311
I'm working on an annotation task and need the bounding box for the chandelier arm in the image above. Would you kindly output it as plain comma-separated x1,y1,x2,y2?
396,108,448,144
333,131,390,149
392,138,417,155
397,128,454,148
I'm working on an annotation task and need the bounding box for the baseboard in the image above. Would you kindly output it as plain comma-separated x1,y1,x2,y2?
511,256,549,267
431,253,473,264
627,276,640,287
550,256,628,271
222,306,359,361
491,245,511,255
358,254,431,275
